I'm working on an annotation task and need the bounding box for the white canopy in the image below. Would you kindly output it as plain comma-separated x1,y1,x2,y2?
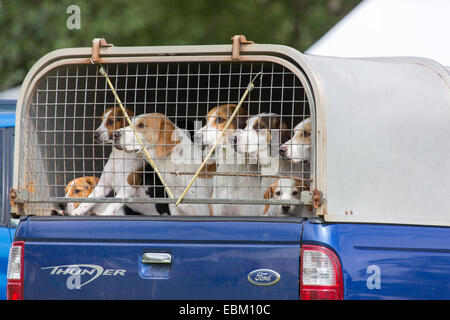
306,0,450,67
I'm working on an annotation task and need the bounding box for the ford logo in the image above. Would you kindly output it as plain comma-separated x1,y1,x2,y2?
248,269,281,286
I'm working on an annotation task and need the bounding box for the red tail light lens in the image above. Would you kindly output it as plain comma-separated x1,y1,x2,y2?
7,241,25,300
300,244,343,300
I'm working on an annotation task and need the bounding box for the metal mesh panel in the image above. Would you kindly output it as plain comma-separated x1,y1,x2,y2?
23,60,312,216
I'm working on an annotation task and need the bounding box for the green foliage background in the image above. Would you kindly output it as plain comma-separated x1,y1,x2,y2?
0,0,360,91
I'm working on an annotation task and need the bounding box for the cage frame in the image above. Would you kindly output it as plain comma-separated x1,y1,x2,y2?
12,42,320,216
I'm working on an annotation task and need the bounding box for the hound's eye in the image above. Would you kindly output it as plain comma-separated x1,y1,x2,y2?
106,120,114,125
74,189,81,194
137,122,145,129
275,191,281,196
292,190,299,196
216,117,226,124
303,131,311,138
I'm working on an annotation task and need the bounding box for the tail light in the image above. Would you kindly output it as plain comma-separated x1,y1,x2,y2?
300,244,343,300
7,241,25,300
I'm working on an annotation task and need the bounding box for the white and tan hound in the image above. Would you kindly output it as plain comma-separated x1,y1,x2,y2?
113,113,214,216
70,106,161,216
229,113,292,169
194,104,264,216
279,117,312,163
55,176,108,215
263,178,313,217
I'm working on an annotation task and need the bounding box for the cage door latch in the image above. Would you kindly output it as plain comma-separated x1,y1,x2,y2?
91,38,114,64
231,35,254,60
9,188,29,206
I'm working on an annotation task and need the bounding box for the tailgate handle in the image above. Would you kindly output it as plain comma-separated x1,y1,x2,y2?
142,253,172,264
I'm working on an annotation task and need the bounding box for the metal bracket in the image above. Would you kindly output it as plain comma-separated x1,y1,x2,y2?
312,189,323,209
9,188,17,207
91,38,114,64
300,190,313,206
9,188,27,216
9,188,29,205
230,35,254,60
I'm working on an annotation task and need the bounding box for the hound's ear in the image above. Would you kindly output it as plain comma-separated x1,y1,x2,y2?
304,118,312,136
233,114,248,130
116,107,134,118
263,186,273,200
85,176,99,187
127,168,143,187
259,114,288,131
232,107,248,130
270,116,281,130
262,186,273,216
155,117,180,158
114,107,134,129
125,108,134,117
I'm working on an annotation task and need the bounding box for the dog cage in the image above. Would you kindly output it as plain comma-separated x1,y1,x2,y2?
12,39,316,216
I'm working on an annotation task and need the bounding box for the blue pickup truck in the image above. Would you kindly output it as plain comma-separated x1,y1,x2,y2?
0,99,16,300
6,40,450,300
9,216,450,300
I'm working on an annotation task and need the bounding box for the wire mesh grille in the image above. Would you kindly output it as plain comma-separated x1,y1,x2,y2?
23,60,312,216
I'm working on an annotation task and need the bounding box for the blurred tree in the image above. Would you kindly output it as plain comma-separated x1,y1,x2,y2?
0,0,360,90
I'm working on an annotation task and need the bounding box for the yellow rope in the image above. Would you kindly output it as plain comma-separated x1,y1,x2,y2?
97,65,174,199
175,73,261,207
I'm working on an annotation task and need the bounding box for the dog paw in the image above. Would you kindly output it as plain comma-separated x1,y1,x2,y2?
50,209,65,216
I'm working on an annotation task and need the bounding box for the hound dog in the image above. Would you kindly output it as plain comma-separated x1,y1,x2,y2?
228,113,297,193
279,117,312,186
52,176,108,215
113,113,213,216
194,104,263,216
263,178,313,217
279,117,311,163
70,106,162,216
229,113,292,170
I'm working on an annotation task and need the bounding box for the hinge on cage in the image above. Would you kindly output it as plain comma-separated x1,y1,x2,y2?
230,35,254,60
300,189,323,209
9,188,29,206
9,188,27,216
9,188,17,207
91,38,114,64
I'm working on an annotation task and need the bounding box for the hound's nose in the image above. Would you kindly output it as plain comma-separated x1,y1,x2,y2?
282,205,291,212
194,132,203,145
229,135,238,151
279,146,288,156
94,131,100,139
229,135,237,145
113,131,121,141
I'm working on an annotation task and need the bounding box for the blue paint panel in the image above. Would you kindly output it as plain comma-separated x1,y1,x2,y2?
301,221,450,299
20,218,304,300
16,217,303,243
0,106,16,299
0,114,15,128
0,228,13,300
0,100,16,128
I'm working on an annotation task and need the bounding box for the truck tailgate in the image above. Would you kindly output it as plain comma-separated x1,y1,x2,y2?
16,217,304,300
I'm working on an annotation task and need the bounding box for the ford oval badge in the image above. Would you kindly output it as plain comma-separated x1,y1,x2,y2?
248,269,281,286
